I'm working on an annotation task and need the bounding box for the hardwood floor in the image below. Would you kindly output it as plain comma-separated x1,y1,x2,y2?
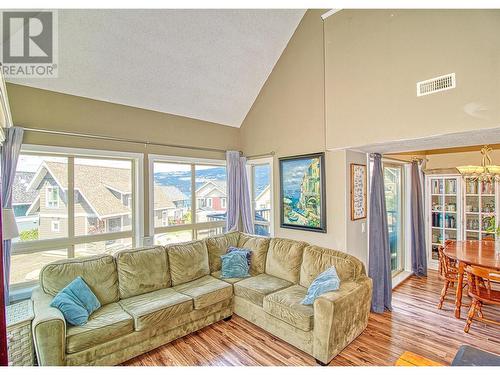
123,270,500,366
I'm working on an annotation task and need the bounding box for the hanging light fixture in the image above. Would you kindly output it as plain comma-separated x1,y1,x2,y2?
457,145,500,181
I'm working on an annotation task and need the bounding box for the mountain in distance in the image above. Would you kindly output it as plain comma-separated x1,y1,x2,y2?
154,166,269,197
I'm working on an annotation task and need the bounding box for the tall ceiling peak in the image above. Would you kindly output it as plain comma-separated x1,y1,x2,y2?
8,9,305,127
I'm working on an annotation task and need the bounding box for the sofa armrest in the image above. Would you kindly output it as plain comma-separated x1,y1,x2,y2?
312,276,372,364
32,287,66,366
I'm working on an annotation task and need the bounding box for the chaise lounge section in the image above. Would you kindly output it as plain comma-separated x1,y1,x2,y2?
31,232,372,366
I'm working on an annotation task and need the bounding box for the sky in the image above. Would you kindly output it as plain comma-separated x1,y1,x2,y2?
17,155,132,172
153,162,222,173
281,157,316,194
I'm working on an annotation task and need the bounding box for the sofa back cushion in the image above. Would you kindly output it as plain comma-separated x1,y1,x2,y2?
299,245,366,288
167,240,210,286
265,238,308,283
205,232,240,273
40,255,119,305
116,246,170,299
237,233,270,275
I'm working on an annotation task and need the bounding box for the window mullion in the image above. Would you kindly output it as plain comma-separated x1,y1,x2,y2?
191,164,197,239
68,156,75,258
131,160,137,246
250,165,256,230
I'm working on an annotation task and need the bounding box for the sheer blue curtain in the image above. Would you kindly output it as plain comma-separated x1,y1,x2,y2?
226,151,254,234
410,160,427,276
368,153,392,313
1,127,24,303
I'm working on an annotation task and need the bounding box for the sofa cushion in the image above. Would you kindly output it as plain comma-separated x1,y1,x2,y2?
263,285,314,332
119,288,193,331
211,271,250,285
299,245,365,288
116,246,170,299
205,232,240,272
173,275,232,310
233,274,292,307
41,255,119,305
166,240,210,286
66,302,133,354
266,238,308,283
237,233,270,275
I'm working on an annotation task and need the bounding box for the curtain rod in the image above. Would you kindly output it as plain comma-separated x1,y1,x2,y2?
22,126,276,159
247,151,275,159
368,154,427,163
22,126,229,154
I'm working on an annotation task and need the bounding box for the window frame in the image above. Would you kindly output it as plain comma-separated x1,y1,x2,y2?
51,219,60,232
148,154,227,243
247,157,274,237
11,144,144,291
381,160,407,278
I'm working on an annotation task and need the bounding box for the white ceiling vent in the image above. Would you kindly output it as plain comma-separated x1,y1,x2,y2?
417,73,456,97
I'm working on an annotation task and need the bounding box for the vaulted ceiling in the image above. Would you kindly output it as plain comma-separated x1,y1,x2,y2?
7,9,305,127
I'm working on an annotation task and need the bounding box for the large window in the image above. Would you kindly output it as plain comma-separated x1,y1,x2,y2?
248,158,273,236
151,156,226,245
10,146,142,288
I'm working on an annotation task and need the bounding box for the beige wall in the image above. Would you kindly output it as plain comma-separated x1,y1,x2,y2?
324,10,500,150
426,148,500,172
240,10,368,257
7,83,240,236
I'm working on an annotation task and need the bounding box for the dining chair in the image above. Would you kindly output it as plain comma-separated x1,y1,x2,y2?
464,265,500,333
437,243,461,309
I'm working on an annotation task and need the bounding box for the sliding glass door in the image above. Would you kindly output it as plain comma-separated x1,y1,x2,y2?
383,163,405,275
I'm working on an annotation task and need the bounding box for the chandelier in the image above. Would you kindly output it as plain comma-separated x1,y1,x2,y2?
457,145,500,181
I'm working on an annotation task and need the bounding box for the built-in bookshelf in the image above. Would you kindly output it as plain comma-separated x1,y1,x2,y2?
427,176,461,267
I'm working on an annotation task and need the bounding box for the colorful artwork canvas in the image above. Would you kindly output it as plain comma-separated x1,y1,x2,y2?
350,163,367,220
279,153,326,232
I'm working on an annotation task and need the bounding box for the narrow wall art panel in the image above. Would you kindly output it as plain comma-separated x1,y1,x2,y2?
350,163,367,220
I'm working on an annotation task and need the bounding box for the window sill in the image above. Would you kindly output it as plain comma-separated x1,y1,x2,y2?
9,284,35,304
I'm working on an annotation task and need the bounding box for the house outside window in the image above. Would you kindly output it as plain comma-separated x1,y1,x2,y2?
150,155,227,245
10,146,143,290
46,186,59,208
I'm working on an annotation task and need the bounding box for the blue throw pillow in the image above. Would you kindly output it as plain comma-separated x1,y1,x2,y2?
221,251,250,279
227,246,252,266
50,277,101,326
301,267,340,305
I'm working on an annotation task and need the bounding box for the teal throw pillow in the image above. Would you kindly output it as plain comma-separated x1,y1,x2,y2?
50,276,101,326
227,246,251,266
221,251,250,279
301,266,340,305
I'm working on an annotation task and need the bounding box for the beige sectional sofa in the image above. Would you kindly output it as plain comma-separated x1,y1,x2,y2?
31,231,372,366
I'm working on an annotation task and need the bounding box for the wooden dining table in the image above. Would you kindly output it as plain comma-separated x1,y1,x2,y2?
443,240,500,319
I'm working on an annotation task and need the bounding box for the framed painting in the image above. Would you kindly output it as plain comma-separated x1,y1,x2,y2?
279,153,326,233
350,163,367,220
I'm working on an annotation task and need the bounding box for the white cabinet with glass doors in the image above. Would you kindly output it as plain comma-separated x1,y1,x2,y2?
463,178,498,241
426,174,499,270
